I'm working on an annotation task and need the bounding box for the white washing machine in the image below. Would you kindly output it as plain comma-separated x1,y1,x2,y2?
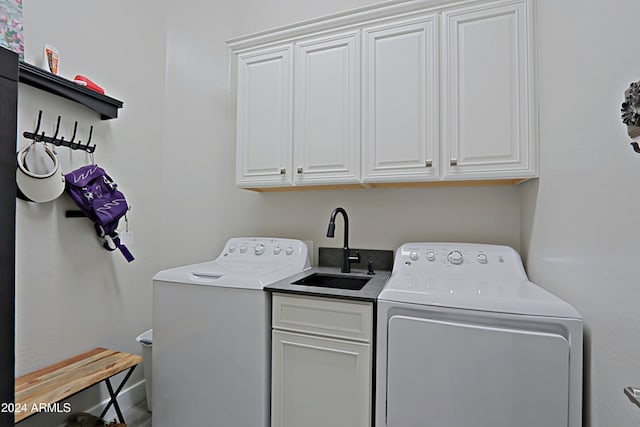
376,243,583,427
152,237,310,427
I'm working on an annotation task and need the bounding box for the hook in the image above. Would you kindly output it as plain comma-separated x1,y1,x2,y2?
33,110,43,140
22,110,47,144
46,116,62,147
52,116,61,140
84,126,95,152
70,121,77,143
69,121,80,150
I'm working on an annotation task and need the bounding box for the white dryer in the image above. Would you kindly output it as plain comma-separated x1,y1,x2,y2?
376,243,583,427
152,237,310,427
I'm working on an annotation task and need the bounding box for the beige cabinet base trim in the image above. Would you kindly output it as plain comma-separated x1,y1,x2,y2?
243,178,530,192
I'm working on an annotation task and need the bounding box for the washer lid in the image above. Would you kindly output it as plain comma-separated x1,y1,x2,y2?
154,259,297,289
153,237,311,289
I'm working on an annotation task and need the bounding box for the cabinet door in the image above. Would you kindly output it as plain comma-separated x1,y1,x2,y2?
236,45,293,187
362,15,438,183
293,31,360,185
271,330,371,427
442,0,536,179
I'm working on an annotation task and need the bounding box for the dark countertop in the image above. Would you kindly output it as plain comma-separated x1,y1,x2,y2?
264,266,390,302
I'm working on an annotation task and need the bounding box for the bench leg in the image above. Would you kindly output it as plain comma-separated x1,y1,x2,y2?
99,366,137,423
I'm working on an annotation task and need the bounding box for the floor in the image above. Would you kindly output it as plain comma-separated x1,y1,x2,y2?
122,400,151,427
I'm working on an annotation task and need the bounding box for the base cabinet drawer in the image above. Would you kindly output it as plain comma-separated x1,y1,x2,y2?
271,330,372,427
272,294,373,342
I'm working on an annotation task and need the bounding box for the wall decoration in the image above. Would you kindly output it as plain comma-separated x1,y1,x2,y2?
0,0,23,59
621,80,640,153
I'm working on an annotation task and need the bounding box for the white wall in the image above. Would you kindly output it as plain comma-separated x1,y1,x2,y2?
160,0,522,268
15,1,166,424
521,0,640,425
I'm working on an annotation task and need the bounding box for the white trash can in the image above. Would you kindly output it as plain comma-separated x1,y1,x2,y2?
136,329,153,411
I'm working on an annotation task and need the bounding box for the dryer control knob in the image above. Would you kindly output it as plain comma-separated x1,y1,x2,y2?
285,247,294,255
273,246,282,255
254,244,265,255
410,251,419,261
426,251,436,262
448,250,463,265
240,246,248,253
477,253,488,264
228,245,237,253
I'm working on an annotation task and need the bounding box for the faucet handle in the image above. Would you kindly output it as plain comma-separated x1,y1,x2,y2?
367,260,375,275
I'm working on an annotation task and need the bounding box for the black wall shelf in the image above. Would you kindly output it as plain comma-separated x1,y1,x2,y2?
18,61,123,120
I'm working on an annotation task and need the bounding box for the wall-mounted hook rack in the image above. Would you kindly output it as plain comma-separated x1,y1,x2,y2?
22,110,96,153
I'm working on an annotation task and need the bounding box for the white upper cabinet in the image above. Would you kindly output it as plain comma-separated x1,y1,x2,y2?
293,31,360,185
236,45,293,187
442,0,536,180
362,15,439,183
229,0,536,189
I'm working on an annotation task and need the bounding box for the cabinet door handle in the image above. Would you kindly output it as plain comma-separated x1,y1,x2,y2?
279,168,286,175
297,167,303,174
450,158,458,166
425,160,433,167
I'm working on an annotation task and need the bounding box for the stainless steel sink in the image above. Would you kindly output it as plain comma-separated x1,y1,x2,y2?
292,273,370,290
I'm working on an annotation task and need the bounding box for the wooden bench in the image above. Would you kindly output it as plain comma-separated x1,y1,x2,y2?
15,347,142,424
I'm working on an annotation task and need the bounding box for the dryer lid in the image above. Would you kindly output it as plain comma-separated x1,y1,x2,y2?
378,276,581,318
379,243,582,319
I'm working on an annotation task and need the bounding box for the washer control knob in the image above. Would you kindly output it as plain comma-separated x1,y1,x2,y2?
254,244,265,255
477,253,488,264
426,251,436,262
409,251,419,261
240,246,248,254
228,245,236,253
273,246,282,255
285,246,294,256
448,250,463,265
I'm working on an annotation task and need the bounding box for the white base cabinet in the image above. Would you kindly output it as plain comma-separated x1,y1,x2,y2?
271,294,373,427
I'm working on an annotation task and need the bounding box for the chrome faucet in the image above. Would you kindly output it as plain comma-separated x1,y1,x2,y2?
326,207,360,273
